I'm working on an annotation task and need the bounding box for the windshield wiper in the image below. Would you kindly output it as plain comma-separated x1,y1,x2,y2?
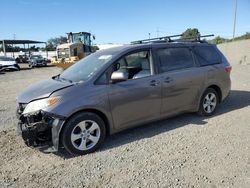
52,74,75,83
52,74,60,80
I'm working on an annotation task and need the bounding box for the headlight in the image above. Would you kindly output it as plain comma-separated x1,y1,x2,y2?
23,96,60,114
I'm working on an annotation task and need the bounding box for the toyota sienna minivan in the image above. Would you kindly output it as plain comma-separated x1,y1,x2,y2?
16,38,231,155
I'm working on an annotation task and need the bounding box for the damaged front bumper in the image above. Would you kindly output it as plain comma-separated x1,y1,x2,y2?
17,108,65,152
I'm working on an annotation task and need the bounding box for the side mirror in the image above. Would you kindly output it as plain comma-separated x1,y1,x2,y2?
111,71,128,83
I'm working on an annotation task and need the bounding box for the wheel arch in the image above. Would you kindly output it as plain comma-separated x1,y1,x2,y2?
207,84,222,103
59,108,111,146
196,84,223,112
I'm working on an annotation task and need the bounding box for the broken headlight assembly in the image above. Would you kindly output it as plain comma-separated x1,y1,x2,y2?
23,96,60,115
17,96,64,151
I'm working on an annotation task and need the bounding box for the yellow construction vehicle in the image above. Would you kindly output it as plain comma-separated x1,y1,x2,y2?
51,32,94,69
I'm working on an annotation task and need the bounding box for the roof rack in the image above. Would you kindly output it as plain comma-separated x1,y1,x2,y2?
131,34,214,44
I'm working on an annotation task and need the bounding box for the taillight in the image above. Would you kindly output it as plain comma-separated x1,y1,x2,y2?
225,66,232,73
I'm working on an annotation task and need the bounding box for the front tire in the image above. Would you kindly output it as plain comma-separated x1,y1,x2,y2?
61,112,106,155
198,88,218,116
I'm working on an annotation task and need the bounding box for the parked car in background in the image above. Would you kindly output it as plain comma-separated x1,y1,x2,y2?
0,56,20,71
16,37,231,155
29,55,47,68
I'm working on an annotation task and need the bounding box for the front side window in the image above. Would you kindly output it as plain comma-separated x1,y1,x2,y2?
157,47,194,73
194,46,221,66
113,50,151,80
96,50,152,85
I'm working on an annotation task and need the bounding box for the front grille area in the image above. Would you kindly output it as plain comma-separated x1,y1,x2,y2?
17,110,54,147
57,48,70,59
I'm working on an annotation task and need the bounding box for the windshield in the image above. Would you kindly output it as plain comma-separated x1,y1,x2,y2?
31,55,43,59
59,52,113,82
0,56,15,61
71,33,91,45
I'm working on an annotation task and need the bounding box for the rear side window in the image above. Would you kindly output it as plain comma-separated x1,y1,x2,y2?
194,46,221,66
156,48,194,72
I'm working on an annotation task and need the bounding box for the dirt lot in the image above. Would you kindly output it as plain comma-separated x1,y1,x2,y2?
0,62,250,188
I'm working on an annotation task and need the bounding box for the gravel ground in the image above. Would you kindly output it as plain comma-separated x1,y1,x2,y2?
0,62,250,188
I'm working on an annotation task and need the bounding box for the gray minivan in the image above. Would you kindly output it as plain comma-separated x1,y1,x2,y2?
16,40,231,155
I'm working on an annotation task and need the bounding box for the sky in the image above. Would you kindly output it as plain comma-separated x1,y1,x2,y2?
0,0,250,44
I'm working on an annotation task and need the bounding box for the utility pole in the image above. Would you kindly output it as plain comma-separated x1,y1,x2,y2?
2,40,6,56
13,34,16,57
156,27,160,37
233,0,238,40
148,33,151,39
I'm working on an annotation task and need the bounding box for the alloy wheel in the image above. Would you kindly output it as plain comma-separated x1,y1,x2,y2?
70,120,101,151
203,92,217,113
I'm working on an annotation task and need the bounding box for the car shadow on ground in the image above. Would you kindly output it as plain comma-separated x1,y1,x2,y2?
0,69,18,73
57,90,250,158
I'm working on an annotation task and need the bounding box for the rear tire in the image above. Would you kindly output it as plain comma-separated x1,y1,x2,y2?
61,112,106,155
198,88,218,116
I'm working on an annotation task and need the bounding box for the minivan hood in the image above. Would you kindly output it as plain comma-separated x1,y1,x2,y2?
17,79,74,103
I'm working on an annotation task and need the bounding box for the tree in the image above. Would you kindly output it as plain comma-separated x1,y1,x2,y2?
0,44,22,52
233,32,250,41
208,36,228,44
181,28,200,39
46,36,68,51
207,32,250,44
30,45,40,52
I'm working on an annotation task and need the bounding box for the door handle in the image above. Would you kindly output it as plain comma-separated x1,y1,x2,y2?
150,80,160,86
164,77,173,83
